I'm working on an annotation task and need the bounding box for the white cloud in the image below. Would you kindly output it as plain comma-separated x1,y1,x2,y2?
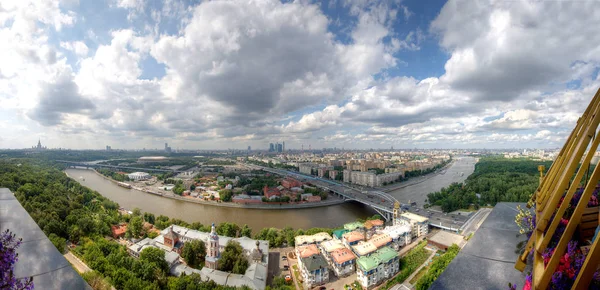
60,41,89,56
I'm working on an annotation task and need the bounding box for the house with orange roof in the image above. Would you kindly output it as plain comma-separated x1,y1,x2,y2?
342,231,365,247
111,224,128,239
330,248,357,277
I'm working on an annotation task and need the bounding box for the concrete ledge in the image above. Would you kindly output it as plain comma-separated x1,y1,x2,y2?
0,188,91,290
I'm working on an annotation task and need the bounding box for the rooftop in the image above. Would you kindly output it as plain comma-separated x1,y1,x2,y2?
428,230,464,249
342,230,365,243
401,212,429,223
301,254,329,272
297,244,320,258
0,188,91,289
344,221,365,231
320,239,345,253
294,232,332,245
369,233,392,248
353,241,377,256
356,246,398,271
430,203,527,290
331,248,357,264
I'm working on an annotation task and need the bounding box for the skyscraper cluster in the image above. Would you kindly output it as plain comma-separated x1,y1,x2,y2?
268,141,285,152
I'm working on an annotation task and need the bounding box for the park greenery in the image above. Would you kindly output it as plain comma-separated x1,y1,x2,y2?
181,240,206,269
381,241,430,290
426,157,553,212
97,168,130,182
218,241,249,274
415,244,460,290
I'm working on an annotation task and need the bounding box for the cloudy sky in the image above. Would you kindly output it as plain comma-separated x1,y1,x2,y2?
1,0,599,150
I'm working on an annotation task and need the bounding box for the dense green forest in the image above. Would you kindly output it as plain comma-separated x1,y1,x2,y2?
426,158,553,212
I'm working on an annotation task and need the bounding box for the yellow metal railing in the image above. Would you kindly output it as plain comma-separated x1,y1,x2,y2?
515,88,600,289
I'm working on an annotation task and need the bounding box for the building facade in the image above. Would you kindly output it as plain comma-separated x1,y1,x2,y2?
400,212,429,238
205,223,220,269
356,247,400,289
300,254,329,287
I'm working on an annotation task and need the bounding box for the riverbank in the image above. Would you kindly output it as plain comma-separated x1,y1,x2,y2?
65,168,346,210
380,159,456,192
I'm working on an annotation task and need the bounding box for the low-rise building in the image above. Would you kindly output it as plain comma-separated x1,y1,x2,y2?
344,221,365,232
356,247,400,289
378,223,412,250
330,248,357,277
353,241,378,257
300,254,329,287
342,231,365,247
364,219,384,238
400,212,429,238
332,229,349,240
294,232,332,246
110,224,127,239
428,230,464,251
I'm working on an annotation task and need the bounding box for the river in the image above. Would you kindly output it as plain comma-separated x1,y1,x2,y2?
65,168,375,230
387,156,477,206
64,156,476,230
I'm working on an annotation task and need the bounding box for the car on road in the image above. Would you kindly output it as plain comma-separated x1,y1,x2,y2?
283,265,289,270
282,256,287,260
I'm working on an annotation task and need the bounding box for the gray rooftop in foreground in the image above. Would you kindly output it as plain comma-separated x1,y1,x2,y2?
430,202,527,290
0,188,91,290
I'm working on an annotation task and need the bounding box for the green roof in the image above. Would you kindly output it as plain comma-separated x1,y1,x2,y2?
301,254,328,272
374,246,398,263
357,256,378,272
356,247,398,272
332,229,349,239
344,221,364,231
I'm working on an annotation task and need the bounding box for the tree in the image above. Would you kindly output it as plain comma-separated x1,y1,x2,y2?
181,240,206,269
129,216,144,238
218,241,249,274
219,189,233,202
143,212,155,224
48,233,66,254
240,224,252,238
139,247,169,274
190,184,196,191
132,208,142,217
217,222,240,237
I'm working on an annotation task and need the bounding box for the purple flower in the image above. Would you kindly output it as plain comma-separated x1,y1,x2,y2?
1,229,34,290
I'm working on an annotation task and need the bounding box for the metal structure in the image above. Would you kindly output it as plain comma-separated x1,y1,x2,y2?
515,88,600,289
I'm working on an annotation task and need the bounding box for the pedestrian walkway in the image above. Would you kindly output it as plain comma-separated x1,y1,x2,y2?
64,252,92,273
401,249,436,289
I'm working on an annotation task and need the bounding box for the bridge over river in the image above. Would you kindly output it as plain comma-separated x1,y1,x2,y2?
245,164,401,221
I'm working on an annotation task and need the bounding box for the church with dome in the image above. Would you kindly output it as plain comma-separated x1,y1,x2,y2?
128,223,269,290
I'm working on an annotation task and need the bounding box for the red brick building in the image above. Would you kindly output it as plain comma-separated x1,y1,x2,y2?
263,186,281,200
111,224,127,239
281,178,302,189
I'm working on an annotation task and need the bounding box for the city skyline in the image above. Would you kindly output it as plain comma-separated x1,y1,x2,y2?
1,0,599,150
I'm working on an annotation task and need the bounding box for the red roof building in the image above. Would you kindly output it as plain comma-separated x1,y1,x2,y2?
111,224,127,239
306,195,322,202
263,186,281,199
281,178,302,189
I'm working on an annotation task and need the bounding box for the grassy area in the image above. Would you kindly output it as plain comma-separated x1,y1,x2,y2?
292,264,302,284
380,241,430,290
409,264,430,284
344,281,363,290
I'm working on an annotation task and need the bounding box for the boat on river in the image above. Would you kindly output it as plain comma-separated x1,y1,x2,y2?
117,182,132,189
